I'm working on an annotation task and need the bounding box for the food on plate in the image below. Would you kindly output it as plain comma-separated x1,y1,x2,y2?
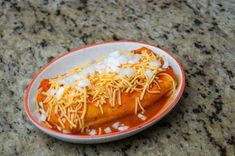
36,47,177,135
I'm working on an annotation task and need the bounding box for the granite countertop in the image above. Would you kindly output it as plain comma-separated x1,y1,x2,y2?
0,0,234,155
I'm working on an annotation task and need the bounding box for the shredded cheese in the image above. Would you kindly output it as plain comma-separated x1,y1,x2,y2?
137,97,145,113
118,89,122,105
98,127,102,135
45,121,52,128
81,88,87,119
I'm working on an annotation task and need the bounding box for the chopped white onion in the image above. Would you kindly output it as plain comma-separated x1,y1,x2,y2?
137,113,147,121
119,68,134,77
146,69,154,78
109,57,121,67
58,74,79,85
78,79,90,87
48,89,56,96
95,63,106,73
110,66,121,72
128,54,141,64
89,129,97,136
125,68,134,77
82,65,96,76
55,87,65,99
39,113,46,121
104,127,112,134
71,73,82,80
118,55,128,64
56,74,78,85
149,61,161,67
112,122,120,129
118,126,129,131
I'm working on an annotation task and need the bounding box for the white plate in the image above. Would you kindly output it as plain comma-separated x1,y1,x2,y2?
24,41,185,143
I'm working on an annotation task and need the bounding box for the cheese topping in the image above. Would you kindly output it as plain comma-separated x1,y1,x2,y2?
37,48,174,133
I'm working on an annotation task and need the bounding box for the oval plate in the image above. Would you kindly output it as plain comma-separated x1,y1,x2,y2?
24,41,185,143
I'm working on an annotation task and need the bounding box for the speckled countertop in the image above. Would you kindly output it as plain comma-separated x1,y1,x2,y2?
0,0,234,155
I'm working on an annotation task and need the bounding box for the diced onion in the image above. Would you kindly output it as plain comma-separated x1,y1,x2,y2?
104,127,112,133
146,69,154,78
48,89,56,96
112,122,120,129
78,79,90,87
137,113,147,121
149,61,161,67
39,113,46,121
118,126,129,131
88,129,97,136
55,87,65,99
